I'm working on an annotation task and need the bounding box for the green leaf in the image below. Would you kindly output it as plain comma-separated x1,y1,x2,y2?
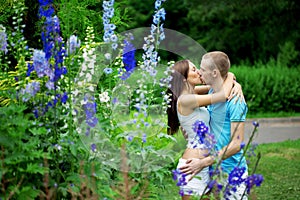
58,186,68,197
0,135,14,147
70,144,77,157
17,186,40,200
23,163,45,174
29,127,48,136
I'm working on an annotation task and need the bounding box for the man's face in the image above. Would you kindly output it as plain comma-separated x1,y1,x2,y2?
199,60,214,85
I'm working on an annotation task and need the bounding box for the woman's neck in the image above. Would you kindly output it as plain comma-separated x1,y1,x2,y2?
181,85,195,95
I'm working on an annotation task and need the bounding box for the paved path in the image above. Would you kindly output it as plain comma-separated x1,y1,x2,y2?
244,117,300,144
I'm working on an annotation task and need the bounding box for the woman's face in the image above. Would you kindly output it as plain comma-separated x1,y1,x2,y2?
187,61,203,86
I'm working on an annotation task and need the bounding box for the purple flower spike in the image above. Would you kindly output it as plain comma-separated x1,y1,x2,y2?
252,121,259,127
33,49,50,78
0,25,8,54
21,81,41,102
172,169,187,187
245,174,264,194
240,142,245,149
61,92,68,104
91,143,97,152
127,135,133,142
67,35,81,55
208,180,216,190
102,0,118,48
228,166,246,186
192,120,210,144
179,189,184,197
142,133,147,143
120,39,136,80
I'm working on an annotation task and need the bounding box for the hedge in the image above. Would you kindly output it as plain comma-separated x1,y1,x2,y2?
231,63,300,114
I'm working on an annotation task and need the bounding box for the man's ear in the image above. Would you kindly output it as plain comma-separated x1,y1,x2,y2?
212,69,219,78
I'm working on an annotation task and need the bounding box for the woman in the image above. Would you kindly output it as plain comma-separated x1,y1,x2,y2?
167,59,241,199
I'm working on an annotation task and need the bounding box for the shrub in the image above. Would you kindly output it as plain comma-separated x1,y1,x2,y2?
231,63,300,114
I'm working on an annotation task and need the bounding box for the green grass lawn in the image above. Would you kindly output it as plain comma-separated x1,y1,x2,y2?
249,139,300,200
247,111,300,119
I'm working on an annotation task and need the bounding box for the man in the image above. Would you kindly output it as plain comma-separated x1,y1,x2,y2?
179,51,248,200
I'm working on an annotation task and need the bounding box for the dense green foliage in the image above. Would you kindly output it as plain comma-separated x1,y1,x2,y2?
231,63,300,113
141,63,300,114
122,0,300,65
1,0,300,67
0,1,179,199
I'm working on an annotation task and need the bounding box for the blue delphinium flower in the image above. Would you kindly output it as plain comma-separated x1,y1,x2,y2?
207,179,217,190
39,1,56,60
38,0,54,10
103,67,113,74
24,0,67,118
228,166,246,186
192,120,217,153
0,25,8,54
155,0,162,9
127,135,134,142
37,1,66,85
91,143,97,152
247,143,258,157
32,49,52,78
252,121,259,127
33,107,39,118
26,81,40,95
192,120,209,143
179,189,184,197
102,0,118,49
142,133,147,143
61,92,68,104
66,35,81,55
85,127,91,136
224,166,246,199
122,40,136,72
83,99,98,128
39,0,66,84
240,142,246,149
245,174,264,194
152,8,166,25
209,167,221,178
172,169,181,180
142,0,167,77
26,63,34,77
20,81,41,102
172,169,187,186
120,39,136,80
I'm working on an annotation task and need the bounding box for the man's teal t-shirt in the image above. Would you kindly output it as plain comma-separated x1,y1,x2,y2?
208,95,248,174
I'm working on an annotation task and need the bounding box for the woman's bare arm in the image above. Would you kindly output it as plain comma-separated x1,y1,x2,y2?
194,85,210,94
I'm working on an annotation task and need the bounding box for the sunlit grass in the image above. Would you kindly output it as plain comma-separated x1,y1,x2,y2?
249,139,300,200
247,111,300,119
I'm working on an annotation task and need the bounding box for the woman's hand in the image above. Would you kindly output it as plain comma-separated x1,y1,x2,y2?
228,81,245,103
179,158,205,181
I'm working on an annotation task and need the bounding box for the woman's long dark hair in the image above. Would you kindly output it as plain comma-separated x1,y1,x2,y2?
167,60,190,135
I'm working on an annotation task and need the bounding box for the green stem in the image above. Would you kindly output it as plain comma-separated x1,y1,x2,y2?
240,152,261,199
237,125,258,166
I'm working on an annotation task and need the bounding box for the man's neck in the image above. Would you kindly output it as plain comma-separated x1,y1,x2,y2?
210,78,224,93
